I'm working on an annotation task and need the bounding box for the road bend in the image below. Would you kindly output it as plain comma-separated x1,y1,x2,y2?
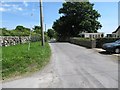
2,43,118,88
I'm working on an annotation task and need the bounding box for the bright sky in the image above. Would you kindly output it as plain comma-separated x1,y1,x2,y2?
0,1,119,35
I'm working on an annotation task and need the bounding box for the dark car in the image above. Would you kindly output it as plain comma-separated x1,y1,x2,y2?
102,39,120,54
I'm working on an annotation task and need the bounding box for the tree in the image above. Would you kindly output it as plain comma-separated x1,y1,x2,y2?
47,29,56,39
53,1,102,40
15,26,25,32
1,26,32,36
33,26,41,34
1,28,11,36
14,25,31,36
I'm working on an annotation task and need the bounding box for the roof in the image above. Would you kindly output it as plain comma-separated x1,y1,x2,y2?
112,26,120,33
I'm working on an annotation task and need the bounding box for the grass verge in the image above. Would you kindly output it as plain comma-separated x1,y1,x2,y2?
2,42,51,80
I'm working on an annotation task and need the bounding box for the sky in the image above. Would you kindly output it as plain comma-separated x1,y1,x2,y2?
0,1,119,35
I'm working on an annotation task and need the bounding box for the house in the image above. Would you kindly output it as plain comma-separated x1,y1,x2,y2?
79,32,104,38
106,34,112,38
112,26,120,38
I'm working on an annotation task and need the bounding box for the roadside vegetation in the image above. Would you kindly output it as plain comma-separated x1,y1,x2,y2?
2,42,51,79
0,26,41,36
0,25,51,42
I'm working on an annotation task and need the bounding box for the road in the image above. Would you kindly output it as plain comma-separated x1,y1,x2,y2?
2,43,118,88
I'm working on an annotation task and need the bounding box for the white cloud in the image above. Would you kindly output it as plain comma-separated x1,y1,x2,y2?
2,3,11,7
0,2,24,12
32,8,35,11
17,7,23,11
23,1,28,7
12,5,23,11
0,7,10,12
0,7,6,12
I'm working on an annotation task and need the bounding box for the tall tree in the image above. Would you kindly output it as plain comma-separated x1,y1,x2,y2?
53,2,102,39
47,29,56,39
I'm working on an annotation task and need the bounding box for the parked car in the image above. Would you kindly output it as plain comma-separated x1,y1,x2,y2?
102,39,120,54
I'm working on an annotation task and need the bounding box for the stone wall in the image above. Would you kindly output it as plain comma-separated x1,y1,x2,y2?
0,36,30,47
69,38,96,48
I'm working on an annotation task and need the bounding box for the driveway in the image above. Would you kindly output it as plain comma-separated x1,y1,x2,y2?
2,43,118,88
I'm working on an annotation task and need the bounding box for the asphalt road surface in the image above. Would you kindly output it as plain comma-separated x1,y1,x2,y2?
2,43,119,88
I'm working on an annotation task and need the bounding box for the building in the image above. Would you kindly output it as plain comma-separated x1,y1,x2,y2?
79,32,104,38
106,34,112,38
112,26,120,38
106,26,120,38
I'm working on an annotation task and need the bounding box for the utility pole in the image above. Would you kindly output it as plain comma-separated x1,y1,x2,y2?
40,0,44,46
45,24,46,32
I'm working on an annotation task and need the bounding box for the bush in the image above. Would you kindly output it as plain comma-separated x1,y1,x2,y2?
72,37,95,41
70,37,96,48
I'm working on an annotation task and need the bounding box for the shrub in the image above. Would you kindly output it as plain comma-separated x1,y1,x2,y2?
70,37,96,48
72,37,95,41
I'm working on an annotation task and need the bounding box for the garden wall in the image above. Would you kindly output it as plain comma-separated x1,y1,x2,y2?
69,38,96,48
69,37,120,48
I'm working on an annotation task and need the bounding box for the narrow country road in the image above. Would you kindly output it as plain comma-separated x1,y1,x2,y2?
2,43,118,88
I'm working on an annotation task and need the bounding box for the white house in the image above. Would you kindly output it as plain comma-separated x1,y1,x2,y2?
112,26,120,38
79,32,104,38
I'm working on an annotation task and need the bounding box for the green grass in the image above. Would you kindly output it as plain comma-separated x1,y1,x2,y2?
2,42,51,79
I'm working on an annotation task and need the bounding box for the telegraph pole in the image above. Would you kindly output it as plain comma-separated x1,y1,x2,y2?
45,24,46,32
40,0,44,46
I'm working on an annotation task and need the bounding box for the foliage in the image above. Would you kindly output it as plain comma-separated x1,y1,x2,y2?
0,28,11,36
70,37,96,48
2,42,51,79
0,25,42,36
47,29,56,39
53,2,102,40
14,25,31,36
33,26,41,34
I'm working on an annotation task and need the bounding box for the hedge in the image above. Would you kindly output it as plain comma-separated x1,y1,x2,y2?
69,37,96,48
69,37,120,48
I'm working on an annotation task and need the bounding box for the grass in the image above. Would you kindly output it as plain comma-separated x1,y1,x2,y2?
2,42,51,79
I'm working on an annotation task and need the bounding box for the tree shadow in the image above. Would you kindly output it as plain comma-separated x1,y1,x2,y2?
99,51,114,55
49,41,56,43
49,40,69,43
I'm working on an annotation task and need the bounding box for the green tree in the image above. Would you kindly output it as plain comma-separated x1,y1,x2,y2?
1,28,11,36
14,25,31,36
47,29,56,39
53,1,102,40
33,26,41,34
0,26,31,36
15,26,25,32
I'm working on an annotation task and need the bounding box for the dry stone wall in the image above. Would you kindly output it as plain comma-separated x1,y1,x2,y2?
0,36,30,47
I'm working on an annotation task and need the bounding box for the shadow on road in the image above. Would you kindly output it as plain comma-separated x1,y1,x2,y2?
49,41,69,43
99,51,113,55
